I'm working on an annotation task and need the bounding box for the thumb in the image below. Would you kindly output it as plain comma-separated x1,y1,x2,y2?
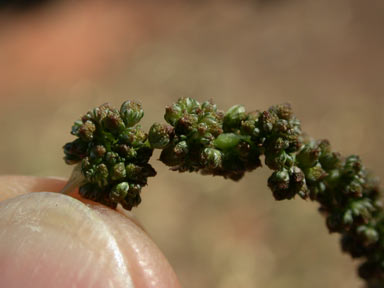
0,176,180,288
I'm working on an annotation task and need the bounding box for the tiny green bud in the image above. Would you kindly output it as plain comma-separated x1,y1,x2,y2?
223,105,246,130
76,120,96,141
175,114,198,134
273,137,290,151
120,127,147,146
81,156,92,169
116,144,137,159
273,103,293,120
199,132,214,146
106,152,123,165
268,169,292,200
103,110,125,132
83,103,111,124
71,120,83,136
200,148,222,169
306,166,327,183
197,122,208,135
120,183,142,210
90,145,107,160
84,163,109,187
259,111,277,132
148,123,172,149
241,119,260,138
200,115,219,127
275,119,289,133
324,169,340,187
201,100,217,112
320,152,342,170
318,139,331,154
126,163,140,180
174,141,189,155
164,104,182,126
296,144,320,168
344,155,362,176
120,100,144,127
345,180,363,198
111,162,126,181
110,182,130,203
357,226,379,246
350,199,375,222
265,150,288,170
177,97,200,113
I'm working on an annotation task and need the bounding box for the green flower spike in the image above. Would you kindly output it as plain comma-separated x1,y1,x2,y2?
62,102,156,210
149,97,383,288
62,97,383,287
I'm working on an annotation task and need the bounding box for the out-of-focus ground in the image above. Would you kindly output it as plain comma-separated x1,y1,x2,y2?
1,1,383,287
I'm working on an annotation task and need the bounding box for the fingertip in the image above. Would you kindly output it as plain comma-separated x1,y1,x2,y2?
90,204,181,288
0,180,181,288
0,175,67,202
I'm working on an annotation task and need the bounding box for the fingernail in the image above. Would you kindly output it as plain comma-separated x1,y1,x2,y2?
0,192,133,288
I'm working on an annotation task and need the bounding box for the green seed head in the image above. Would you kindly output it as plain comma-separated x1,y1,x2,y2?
76,120,96,141
201,148,222,169
148,123,172,149
223,105,246,131
357,226,379,246
103,110,126,132
268,169,293,200
164,104,182,126
110,162,126,181
63,101,155,210
110,182,130,203
63,97,384,286
176,97,200,113
120,100,144,127
296,144,320,168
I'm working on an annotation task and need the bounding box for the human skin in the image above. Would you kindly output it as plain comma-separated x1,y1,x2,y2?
0,176,180,288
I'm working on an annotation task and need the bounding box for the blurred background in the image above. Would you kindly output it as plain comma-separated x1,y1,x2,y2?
1,0,383,287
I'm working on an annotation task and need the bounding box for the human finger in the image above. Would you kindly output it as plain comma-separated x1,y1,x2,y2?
0,176,180,288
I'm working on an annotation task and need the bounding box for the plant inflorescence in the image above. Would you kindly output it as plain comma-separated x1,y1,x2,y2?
63,97,383,287
63,101,156,210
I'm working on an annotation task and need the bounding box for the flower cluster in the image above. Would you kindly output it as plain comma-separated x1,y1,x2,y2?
148,98,263,180
63,97,383,287
299,141,384,287
149,98,304,196
257,104,306,200
148,97,383,287
63,101,156,210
